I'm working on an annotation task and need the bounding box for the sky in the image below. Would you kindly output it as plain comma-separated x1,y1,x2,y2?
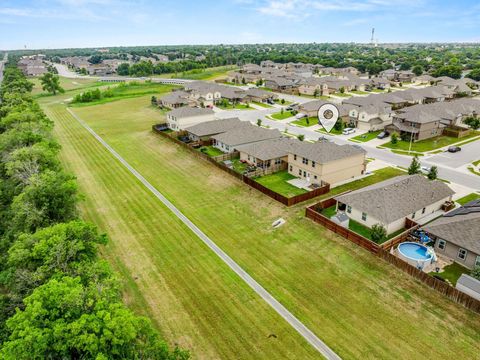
1,0,479,50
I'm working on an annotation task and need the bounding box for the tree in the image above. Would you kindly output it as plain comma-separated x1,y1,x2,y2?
464,116,480,130
297,134,305,141
255,79,263,87
151,96,157,106
88,54,102,64
0,277,189,360
241,77,246,85
408,155,421,175
256,119,262,127
117,63,130,76
333,120,343,131
427,166,438,180
390,133,398,145
313,88,320,98
432,65,462,79
339,86,345,94
471,266,480,281
371,224,387,243
467,68,480,81
412,65,423,76
39,73,64,95
280,98,285,105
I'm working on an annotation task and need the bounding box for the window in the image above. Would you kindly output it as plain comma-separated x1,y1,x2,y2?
422,207,426,214
458,248,467,261
312,161,315,168
294,154,297,160
361,212,367,221
303,171,306,177
412,212,416,219
289,165,292,172
438,239,446,250
476,256,480,268
314,175,317,180
302,157,308,165
347,205,352,214
298,169,302,176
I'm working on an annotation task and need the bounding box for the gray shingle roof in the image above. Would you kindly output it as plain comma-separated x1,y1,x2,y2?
423,200,480,254
335,175,454,224
167,106,214,118
457,274,480,294
212,125,282,146
235,137,297,160
289,141,366,164
184,118,247,137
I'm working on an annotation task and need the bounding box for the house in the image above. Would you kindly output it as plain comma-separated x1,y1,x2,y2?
371,77,392,90
335,175,454,235
456,275,480,301
244,88,277,103
237,137,296,170
424,200,480,270
413,75,435,85
184,118,248,142
298,100,352,124
158,90,194,109
264,76,300,94
183,81,222,106
166,107,215,131
388,98,480,141
212,125,282,153
298,77,329,96
349,104,393,131
287,141,366,185
18,58,47,77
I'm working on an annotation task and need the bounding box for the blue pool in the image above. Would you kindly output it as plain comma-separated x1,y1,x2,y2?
398,242,432,261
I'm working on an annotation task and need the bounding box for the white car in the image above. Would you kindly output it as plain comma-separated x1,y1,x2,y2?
342,127,356,135
295,113,307,119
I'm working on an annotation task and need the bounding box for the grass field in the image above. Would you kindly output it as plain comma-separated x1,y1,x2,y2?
350,131,381,142
198,145,224,157
161,65,237,81
30,76,103,96
383,132,480,152
253,170,308,197
271,110,295,120
456,192,480,205
216,102,252,110
39,90,480,359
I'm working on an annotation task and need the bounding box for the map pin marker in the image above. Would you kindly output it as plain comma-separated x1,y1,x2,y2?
317,103,340,133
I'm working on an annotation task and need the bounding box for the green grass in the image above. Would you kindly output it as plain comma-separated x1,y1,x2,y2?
316,127,344,136
70,82,178,107
290,117,317,127
468,166,480,176
271,111,295,120
391,149,425,157
330,92,351,98
349,90,369,95
456,193,480,205
350,131,381,142
30,76,105,97
39,92,480,360
297,94,331,100
253,170,307,197
216,102,253,110
371,89,386,93
321,205,337,218
430,262,470,285
472,159,480,167
198,145,224,157
273,98,292,105
156,65,238,81
383,132,480,152
230,158,248,173
252,101,272,108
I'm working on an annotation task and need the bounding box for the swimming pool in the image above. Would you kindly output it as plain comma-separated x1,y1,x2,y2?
397,242,435,270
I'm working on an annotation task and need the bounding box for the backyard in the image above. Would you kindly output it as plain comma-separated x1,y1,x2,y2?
38,89,480,360
383,132,480,152
198,145,223,157
253,170,307,197
429,262,470,285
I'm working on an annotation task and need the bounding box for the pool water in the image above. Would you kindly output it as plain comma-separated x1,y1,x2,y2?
398,242,432,260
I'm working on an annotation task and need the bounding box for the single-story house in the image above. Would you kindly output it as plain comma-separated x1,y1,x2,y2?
335,175,454,235
166,107,215,131
236,138,296,169
424,200,480,270
287,141,366,185
212,125,282,153
158,90,194,109
184,118,248,142
244,88,278,103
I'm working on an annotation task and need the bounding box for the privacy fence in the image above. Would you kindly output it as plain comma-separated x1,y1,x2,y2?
306,199,480,313
152,125,329,206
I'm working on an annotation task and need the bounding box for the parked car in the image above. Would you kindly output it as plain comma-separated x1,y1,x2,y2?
421,166,431,173
178,136,191,143
377,131,390,139
295,113,307,119
266,99,275,105
447,146,461,153
342,127,356,135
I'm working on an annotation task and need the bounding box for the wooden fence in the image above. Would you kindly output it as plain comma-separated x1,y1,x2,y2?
443,127,472,138
152,125,330,206
305,201,480,314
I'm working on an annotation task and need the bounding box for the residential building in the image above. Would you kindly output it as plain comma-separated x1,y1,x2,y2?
335,175,454,235
424,200,480,270
158,90,194,109
185,118,248,142
237,138,296,169
166,107,215,131
287,141,366,185
212,125,282,153
456,275,480,301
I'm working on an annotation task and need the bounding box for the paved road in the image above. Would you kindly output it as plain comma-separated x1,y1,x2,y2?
66,108,341,360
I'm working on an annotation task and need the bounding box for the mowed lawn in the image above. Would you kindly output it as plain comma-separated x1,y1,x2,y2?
61,95,480,359
30,76,102,96
43,102,318,359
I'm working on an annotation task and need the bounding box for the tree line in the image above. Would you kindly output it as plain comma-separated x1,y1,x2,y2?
0,63,189,359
